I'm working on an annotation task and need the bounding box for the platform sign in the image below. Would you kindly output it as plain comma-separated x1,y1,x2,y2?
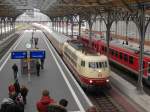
11,51,27,59
30,50,45,59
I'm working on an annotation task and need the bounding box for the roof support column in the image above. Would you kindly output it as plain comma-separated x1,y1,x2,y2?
125,20,129,45
66,18,69,36
133,6,150,94
88,19,93,47
71,16,74,38
4,18,7,39
103,11,114,57
51,18,54,31
12,18,15,33
0,18,2,40
62,18,65,34
54,18,56,31
57,18,59,32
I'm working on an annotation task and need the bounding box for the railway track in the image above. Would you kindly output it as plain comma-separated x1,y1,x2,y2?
0,33,21,59
86,89,126,112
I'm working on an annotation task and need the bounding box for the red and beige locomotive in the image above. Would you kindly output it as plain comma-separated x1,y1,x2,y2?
34,23,110,88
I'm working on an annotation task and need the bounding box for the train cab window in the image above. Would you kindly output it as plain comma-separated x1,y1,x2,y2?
119,52,123,59
115,51,118,57
129,56,134,64
89,62,96,68
89,62,103,68
81,60,85,67
124,54,128,62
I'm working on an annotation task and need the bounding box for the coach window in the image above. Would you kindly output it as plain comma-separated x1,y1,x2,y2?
102,46,104,51
143,61,145,68
104,47,107,52
119,52,123,59
124,54,128,62
148,63,150,73
111,49,114,55
129,56,134,64
81,60,85,67
115,51,118,57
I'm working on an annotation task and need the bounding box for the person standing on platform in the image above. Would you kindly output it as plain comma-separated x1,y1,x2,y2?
12,63,18,81
14,80,21,95
36,60,41,76
40,58,45,69
36,90,55,112
20,85,28,104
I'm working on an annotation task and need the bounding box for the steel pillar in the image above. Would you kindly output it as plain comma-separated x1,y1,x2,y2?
104,11,114,57
88,19,93,47
125,20,129,45
135,6,150,94
78,21,82,37
66,19,69,36
71,17,74,38
0,18,2,40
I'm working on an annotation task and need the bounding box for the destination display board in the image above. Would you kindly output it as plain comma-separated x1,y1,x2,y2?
30,50,45,59
11,51,27,59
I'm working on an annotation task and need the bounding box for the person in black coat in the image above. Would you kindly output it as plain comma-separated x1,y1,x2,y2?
12,64,18,81
40,58,45,69
0,93,24,112
36,61,41,76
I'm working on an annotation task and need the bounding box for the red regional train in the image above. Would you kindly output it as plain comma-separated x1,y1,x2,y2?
81,33,150,85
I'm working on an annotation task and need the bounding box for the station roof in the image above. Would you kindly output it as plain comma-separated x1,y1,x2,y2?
0,0,149,18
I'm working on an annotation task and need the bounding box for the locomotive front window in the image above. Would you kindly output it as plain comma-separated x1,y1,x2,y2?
89,62,96,68
81,60,85,67
89,62,104,68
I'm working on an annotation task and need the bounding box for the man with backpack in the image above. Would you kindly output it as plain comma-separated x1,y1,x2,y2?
0,93,24,112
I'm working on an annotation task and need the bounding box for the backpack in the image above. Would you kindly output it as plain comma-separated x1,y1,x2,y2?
0,98,14,112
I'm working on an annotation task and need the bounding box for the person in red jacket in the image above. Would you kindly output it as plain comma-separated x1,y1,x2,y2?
36,89,55,112
8,84,16,96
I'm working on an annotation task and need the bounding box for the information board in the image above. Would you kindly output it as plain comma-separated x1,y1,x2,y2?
30,50,45,59
11,51,27,59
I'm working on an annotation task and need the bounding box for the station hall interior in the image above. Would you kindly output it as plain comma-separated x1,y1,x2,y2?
0,0,150,112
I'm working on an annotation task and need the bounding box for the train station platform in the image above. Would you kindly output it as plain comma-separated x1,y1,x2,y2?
0,29,93,112
111,71,150,112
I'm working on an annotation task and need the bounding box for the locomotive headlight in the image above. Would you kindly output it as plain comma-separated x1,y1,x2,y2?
106,79,109,82
89,80,93,84
98,70,102,72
